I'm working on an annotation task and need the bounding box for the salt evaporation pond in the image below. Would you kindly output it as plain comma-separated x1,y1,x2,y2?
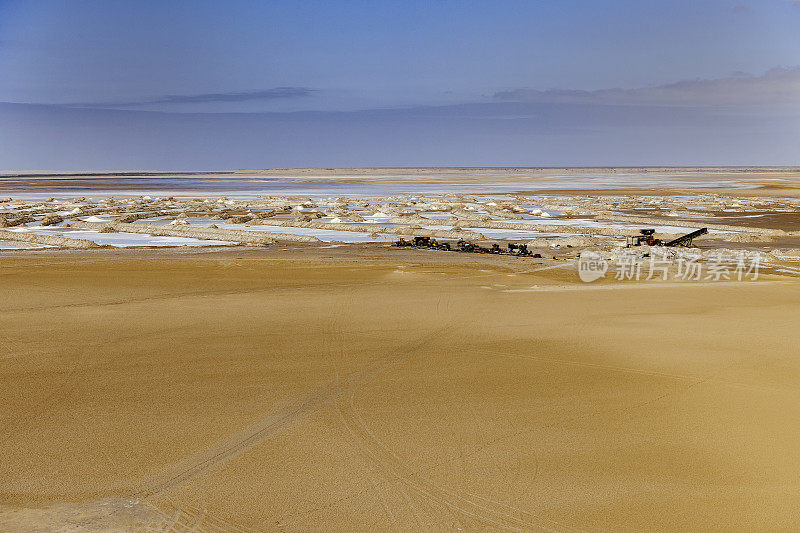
7,226,233,247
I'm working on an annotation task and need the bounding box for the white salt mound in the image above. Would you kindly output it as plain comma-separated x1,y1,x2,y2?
724,233,770,243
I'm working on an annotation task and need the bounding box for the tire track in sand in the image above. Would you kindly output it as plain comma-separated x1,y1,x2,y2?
335,358,580,531
132,328,452,500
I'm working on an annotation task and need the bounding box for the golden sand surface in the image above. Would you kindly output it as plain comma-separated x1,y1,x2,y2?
2,246,800,531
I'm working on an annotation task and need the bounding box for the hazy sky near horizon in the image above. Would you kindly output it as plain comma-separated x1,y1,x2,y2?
1,0,799,169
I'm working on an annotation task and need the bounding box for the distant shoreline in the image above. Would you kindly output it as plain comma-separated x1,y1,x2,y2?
3,166,800,180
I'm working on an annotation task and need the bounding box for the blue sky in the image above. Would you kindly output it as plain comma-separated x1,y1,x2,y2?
0,0,799,169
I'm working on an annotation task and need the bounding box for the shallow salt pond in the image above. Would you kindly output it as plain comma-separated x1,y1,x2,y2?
136,217,399,242
420,225,567,240
7,226,234,247
0,241,53,249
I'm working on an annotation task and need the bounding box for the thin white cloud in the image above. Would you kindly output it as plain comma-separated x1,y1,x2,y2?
494,67,800,106
71,87,315,108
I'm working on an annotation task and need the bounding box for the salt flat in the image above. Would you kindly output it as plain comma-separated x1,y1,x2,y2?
4,168,800,254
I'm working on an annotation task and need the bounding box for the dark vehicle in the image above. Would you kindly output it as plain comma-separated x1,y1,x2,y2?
627,229,662,246
508,243,532,256
456,240,477,252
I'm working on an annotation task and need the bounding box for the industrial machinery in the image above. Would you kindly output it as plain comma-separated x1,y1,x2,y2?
456,240,478,252
627,229,662,247
663,227,708,247
394,238,534,257
626,228,708,248
508,243,532,256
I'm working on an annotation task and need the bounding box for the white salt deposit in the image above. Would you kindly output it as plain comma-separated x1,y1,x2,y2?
11,226,234,247
0,241,52,249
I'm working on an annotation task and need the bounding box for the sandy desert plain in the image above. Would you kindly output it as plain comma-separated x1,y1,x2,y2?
2,167,800,532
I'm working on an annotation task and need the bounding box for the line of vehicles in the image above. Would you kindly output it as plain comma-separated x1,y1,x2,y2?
394,228,708,258
393,236,540,257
